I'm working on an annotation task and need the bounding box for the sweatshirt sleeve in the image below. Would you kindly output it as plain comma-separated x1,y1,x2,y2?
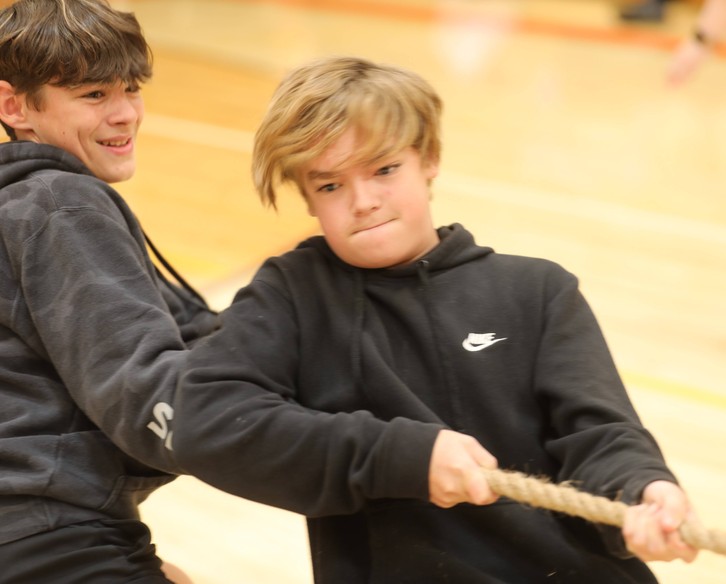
20,201,202,474
172,275,443,517
535,266,677,502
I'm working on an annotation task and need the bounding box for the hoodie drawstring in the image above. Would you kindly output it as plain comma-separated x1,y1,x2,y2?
143,229,208,309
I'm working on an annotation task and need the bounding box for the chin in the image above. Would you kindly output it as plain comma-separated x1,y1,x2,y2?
98,166,136,184
348,253,409,270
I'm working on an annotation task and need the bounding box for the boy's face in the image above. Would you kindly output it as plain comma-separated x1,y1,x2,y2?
300,128,440,269
17,81,143,183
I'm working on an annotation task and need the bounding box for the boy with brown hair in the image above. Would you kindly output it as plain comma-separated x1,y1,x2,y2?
0,4,502,581
0,1,218,581
175,56,699,582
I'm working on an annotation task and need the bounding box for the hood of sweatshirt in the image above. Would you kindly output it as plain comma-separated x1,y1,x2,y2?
0,141,93,190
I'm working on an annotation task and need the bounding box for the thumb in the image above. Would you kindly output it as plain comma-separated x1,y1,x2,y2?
465,440,498,470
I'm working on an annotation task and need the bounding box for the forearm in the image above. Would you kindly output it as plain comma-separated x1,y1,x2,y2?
172,374,442,516
538,273,676,498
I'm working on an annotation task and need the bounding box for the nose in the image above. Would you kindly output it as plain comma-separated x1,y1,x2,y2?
107,93,143,127
350,178,381,215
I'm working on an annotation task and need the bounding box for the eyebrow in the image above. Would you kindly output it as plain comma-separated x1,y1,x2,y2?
305,150,402,181
306,170,341,180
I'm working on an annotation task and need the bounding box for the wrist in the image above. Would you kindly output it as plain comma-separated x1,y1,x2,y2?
693,27,714,47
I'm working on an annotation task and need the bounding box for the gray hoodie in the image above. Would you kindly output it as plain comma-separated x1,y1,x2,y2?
0,141,219,544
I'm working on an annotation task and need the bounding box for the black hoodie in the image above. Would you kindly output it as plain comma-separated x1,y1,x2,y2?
175,223,676,583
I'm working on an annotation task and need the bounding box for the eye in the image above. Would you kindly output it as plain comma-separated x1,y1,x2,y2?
83,90,105,99
376,163,401,176
317,183,340,193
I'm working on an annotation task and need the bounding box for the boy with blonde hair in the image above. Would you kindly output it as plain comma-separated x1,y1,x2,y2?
0,5,501,581
175,56,698,582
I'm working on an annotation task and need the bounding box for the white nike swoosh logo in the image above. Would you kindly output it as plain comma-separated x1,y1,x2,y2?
462,337,507,352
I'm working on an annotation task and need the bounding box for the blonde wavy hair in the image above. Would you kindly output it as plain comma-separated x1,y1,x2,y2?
252,56,442,209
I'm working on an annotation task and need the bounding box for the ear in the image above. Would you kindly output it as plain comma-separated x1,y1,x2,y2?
423,155,440,181
0,81,33,132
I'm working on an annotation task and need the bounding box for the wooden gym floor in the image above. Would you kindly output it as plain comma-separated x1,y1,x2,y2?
49,0,726,582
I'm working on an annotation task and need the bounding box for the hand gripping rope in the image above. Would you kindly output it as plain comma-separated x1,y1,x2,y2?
480,468,726,556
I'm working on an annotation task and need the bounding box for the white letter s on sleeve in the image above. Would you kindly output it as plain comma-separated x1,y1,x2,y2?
147,401,174,450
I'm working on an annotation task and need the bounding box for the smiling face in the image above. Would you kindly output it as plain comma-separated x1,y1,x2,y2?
16,80,144,183
300,128,440,269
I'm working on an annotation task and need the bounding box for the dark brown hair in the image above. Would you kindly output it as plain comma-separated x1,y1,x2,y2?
0,0,152,138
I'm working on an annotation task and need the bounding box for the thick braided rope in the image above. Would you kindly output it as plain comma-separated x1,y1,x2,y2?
481,468,726,556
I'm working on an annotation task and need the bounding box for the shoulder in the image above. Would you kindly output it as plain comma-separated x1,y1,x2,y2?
249,237,349,298
24,169,125,215
0,141,126,212
0,145,133,242
486,252,575,281
260,236,336,277
478,253,581,308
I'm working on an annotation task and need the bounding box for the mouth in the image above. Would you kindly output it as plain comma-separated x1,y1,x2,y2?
353,219,394,235
98,137,133,151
